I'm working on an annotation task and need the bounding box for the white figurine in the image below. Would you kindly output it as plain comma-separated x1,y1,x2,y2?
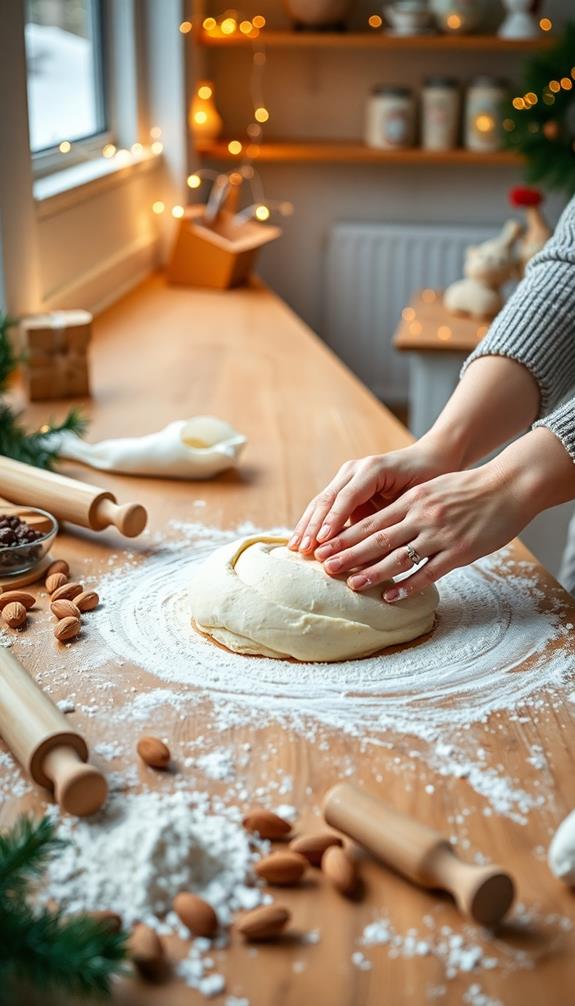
50,416,247,480
444,220,521,320
498,0,539,39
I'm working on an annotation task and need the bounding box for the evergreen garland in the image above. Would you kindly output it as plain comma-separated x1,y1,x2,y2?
503,23,575,195
0,312,87,468
0,815,127,1001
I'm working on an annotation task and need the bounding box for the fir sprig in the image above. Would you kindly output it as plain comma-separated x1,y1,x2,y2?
0,312,88,469
0,815,128,1001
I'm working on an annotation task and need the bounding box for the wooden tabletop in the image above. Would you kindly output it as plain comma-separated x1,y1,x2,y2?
2,275,575,1006
394,291,491,354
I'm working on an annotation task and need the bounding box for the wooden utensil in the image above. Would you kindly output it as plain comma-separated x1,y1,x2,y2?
0,645,107,816
323,783,515,925
0,456,147,537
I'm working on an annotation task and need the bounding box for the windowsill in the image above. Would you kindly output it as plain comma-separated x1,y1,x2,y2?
34,148,163,219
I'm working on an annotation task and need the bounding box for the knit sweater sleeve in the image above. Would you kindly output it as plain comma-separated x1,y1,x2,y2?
533,396,575,463
460,196,575,417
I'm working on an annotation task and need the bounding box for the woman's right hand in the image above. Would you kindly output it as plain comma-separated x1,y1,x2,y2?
288,436,460,555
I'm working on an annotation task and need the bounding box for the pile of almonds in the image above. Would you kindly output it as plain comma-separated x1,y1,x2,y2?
0,558,100,643
123,735,359,978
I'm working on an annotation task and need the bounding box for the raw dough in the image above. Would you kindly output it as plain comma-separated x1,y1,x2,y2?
549,810,575,886
189,535,439,662
50,417,246,480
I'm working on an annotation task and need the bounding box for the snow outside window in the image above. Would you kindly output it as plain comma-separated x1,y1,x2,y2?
25,0,106,153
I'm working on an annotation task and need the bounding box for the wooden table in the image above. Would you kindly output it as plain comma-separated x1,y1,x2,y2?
2,276,575,1006
393,291,488,439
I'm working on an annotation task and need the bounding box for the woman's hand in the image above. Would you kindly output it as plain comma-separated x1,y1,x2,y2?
288,437,460,555
313,451,542,602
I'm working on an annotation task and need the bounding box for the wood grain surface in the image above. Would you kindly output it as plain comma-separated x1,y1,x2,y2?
1,276,575,1006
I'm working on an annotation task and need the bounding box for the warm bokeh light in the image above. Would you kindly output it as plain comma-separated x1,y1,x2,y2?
202,17,216,30
229,171,243,185
151,141,164,154
437,326,452,341
194,111,208,125
524,91,538,105
115,148,131,165
187,174,202,189
512,97,525,110
172,205,185,219
240,20,252,34
179,20,192,34
152,201,165,214
227,140,243,155
102,143,116,158
150,126,162,139
402,307,416,322
549,80,561,93
561,77,573,90
131,142,143,156
255,107,269,123
475,114,495,133
252,15,266,29
255,204,270,221
539,17,552,31
368,14,382,28
59,140,71,153
221,17,237,35
446,13,461,29
198,84,213,100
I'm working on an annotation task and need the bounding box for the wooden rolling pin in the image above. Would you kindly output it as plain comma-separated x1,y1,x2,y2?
0,456,147,537
0,646,107,816
323,784,515,926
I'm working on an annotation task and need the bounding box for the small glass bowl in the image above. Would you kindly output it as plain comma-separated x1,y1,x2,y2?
0,506,58,577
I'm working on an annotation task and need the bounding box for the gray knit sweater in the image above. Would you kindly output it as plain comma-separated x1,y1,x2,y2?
462,196,575,459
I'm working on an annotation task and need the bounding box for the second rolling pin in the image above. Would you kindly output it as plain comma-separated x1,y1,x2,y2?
324,783,515,926
0,645,107,816
0,455,147,537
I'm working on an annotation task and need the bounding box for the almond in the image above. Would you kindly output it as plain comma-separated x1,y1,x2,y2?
0,591,35,611
289,832,344,867
54,616,81,642
75,589,100,612
46,572,68,594
46,559,70,578
137,735,171,769
243,808,292,840
321,845,358,896
87,910,122,933
255,851,307,886
2,601,27,628
173,892,218,938
51,581,83,602
129,923,166,980
51,599,81,620
236,904,290,942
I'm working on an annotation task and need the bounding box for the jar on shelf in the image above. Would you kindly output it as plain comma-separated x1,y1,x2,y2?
365,85,416,150
464,76,507,152
421,77,460,151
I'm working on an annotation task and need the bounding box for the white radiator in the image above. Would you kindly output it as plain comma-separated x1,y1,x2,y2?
323,221,496,404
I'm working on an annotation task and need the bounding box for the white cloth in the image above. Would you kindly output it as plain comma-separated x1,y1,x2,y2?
52,416,246,480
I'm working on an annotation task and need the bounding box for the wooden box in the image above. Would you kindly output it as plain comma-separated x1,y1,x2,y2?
167,206,282,289
20,310,92,401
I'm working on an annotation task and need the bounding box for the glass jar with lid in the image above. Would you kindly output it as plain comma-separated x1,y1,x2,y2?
464,76,507,152
365,85,416,150
421,77,460,151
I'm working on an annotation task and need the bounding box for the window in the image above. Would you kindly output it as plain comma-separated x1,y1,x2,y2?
25,0,106,154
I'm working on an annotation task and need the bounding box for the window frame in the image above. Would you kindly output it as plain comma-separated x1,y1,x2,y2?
29,0,112,179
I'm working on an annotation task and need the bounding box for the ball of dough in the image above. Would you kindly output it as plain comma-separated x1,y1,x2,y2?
189,535,439,662
549,810,575,886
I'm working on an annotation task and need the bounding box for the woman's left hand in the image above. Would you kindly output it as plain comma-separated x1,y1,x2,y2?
314,459,536,602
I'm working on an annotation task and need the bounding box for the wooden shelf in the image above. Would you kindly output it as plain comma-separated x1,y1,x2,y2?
198,29,552,51
196,140,522,166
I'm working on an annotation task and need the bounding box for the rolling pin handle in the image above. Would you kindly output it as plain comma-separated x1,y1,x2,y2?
43,746,108,817
92,497,147,537
428,845,515,927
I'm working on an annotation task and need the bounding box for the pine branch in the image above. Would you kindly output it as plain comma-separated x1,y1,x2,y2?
0,901,127,999
0,815,63,901
0,312,19,393
0,404,87,470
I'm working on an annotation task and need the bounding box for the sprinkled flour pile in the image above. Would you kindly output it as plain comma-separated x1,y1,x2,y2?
40,790,264,929
89,522,574,742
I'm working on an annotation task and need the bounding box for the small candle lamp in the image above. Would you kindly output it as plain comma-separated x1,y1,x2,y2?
189,81,223,142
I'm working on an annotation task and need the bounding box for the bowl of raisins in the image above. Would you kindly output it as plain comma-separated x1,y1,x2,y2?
0,508,58,576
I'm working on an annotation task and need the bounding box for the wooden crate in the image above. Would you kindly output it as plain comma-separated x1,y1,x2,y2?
20,310,92,401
